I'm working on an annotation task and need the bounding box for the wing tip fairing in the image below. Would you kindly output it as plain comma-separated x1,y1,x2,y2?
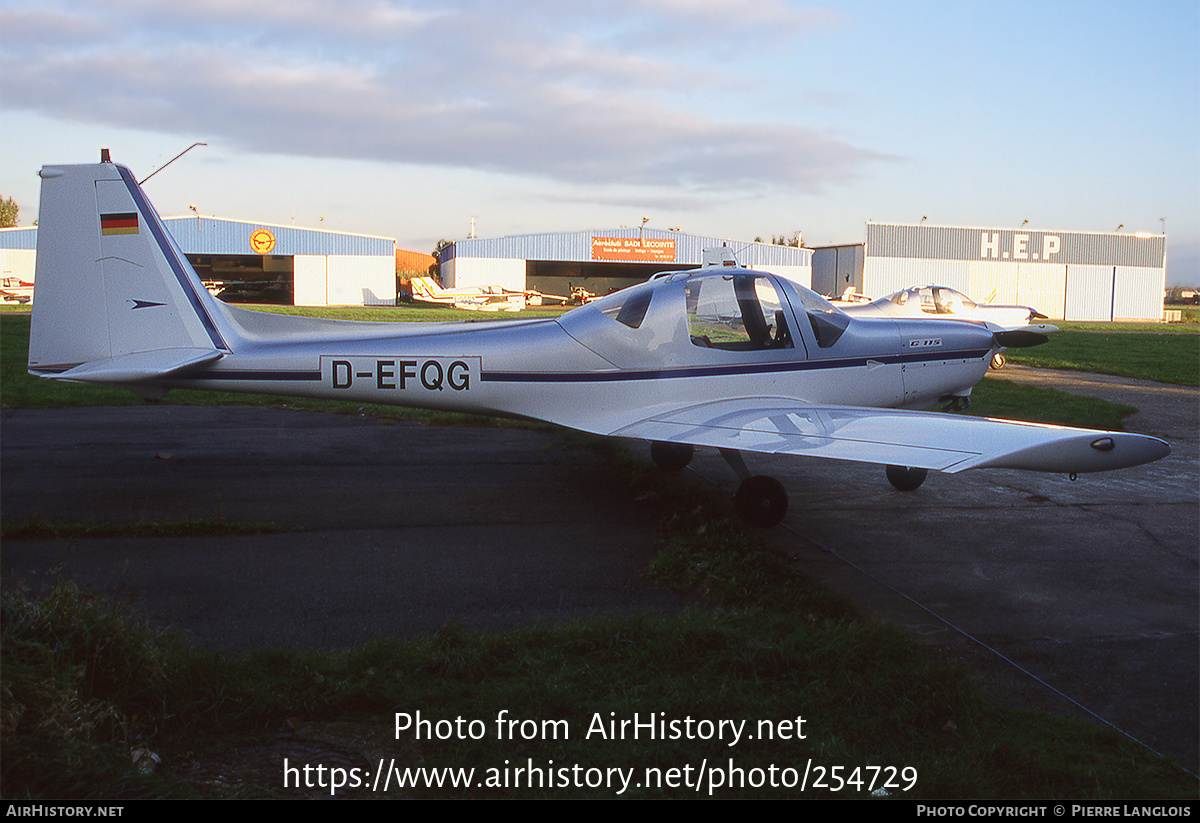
952,429,1170,474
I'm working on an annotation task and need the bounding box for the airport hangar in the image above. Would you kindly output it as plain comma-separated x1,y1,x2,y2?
4,217,1164,320
0,216,398,307
439,229,811,298
2,222,809,306
812,222,1168,322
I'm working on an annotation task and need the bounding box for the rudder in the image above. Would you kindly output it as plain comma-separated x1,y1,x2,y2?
28,159,230,382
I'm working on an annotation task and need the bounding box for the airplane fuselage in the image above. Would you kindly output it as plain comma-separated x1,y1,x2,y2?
157,273,997,438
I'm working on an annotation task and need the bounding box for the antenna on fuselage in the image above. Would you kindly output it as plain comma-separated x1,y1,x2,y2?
701,245,740,268
139,142,208,185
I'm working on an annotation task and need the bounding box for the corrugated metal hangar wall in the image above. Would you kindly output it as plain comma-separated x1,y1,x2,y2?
441,229,812,296
1,218,397,307
163,217,396,307
813,223,1166,321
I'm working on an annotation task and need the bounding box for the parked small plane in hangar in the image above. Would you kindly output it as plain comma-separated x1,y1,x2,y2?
28,156,1169,527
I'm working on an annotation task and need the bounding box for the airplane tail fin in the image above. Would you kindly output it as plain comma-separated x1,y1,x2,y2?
409,276,439,299
410,276,453,303
28,158,232,383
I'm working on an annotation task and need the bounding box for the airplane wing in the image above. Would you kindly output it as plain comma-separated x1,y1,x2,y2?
609,398,1169,474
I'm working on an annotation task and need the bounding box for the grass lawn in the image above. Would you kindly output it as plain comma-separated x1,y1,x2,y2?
1007,329,1198,386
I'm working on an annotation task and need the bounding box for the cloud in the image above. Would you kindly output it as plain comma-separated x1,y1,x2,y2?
1,0,883,192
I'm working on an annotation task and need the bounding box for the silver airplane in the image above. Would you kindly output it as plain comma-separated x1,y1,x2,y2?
838,285,1051,370
27,157,1169,527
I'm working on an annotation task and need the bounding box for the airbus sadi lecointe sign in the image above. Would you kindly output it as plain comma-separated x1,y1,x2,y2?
591,236,677,262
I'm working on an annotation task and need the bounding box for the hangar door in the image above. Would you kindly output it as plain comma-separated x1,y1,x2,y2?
1064,265,1115,322
526,259,692,301
189,254,293,304
294,255,396,306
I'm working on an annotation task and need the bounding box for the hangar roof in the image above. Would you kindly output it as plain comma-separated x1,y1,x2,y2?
443,228,811,267
0,227,36,250
163,216,394,257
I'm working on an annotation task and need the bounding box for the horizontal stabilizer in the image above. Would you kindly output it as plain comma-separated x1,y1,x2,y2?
612,398,1169,474
44,348,222,384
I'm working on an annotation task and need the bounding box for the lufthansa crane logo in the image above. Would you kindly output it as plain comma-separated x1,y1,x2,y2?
249,228,276,255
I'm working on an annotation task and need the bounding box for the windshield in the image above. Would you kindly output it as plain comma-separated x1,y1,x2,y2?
789,285,850,348
593,282,654,329
920,286,977,314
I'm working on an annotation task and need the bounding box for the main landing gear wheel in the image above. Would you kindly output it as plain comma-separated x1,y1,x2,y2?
651,441,694,472
886,465,928,491
734,476,788,528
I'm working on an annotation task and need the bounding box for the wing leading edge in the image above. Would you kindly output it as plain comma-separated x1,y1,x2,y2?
610,398,1170,474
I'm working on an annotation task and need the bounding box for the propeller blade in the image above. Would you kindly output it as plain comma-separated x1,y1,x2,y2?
994,323,1058,348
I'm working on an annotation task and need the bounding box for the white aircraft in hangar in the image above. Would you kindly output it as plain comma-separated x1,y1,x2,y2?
28,156,1169,527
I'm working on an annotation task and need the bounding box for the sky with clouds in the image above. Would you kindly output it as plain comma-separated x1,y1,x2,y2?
2,0,1196,284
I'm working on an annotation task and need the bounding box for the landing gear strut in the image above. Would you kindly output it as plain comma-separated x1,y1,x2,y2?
650,440,928,525
651,442,790,527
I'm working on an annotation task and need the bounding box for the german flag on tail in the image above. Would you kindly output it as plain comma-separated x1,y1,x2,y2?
100,212,138,235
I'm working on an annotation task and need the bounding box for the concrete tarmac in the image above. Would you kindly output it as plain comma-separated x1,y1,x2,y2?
684,367,1198,772
2,367,1196,772
0,407,688,649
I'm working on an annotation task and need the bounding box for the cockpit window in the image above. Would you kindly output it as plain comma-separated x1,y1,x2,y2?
919,286,976,315
944,288,976,311
790,286,850,348
595,283,653,329
686,274,793,350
